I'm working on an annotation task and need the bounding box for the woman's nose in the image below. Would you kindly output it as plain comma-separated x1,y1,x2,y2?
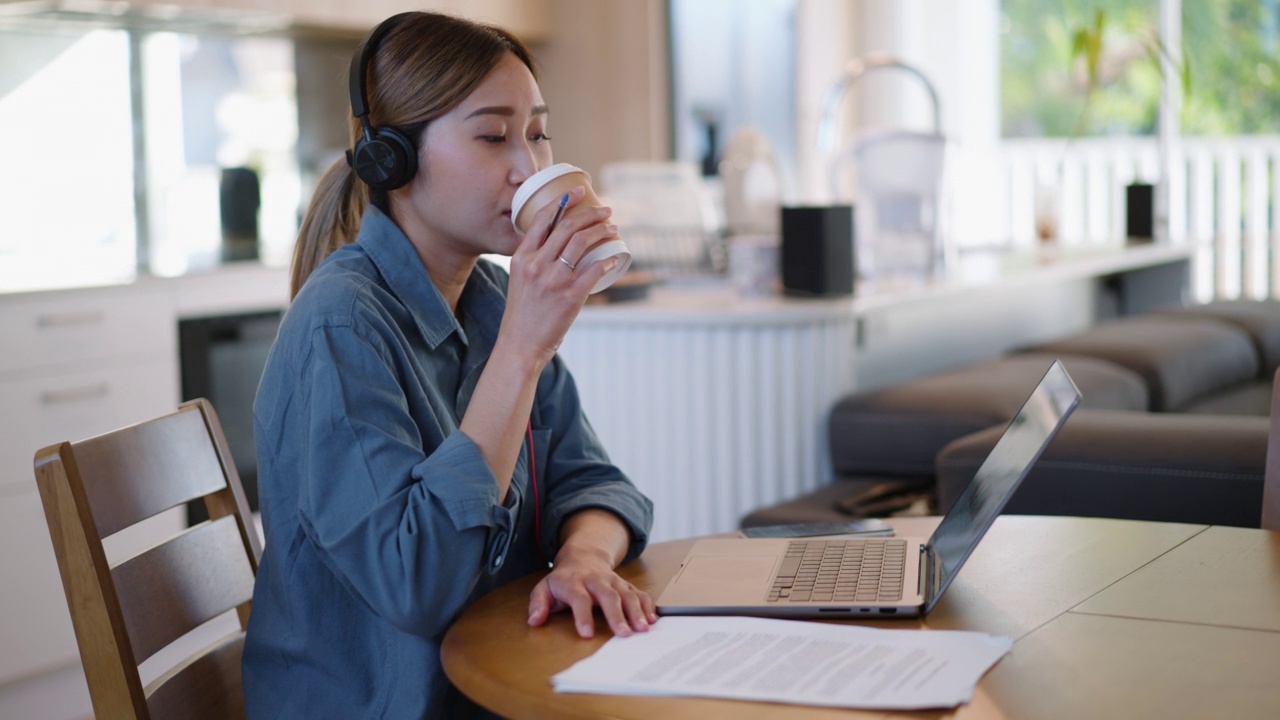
510,143,545,185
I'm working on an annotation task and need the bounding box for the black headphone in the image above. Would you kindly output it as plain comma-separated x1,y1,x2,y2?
346,13,419,191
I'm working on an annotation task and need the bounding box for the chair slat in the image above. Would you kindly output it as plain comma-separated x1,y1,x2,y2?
75,407,230,537
145,632,247,720
112,516,256,664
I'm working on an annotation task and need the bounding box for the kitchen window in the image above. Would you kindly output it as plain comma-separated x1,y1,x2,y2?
0,14,301,291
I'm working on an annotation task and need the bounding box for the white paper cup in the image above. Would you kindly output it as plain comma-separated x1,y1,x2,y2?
511,163,632,294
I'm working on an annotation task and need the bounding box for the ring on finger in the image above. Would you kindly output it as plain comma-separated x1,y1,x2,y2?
558,255,576,271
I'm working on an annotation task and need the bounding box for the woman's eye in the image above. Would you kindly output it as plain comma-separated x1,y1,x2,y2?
482,134,507,144
532,132,553,142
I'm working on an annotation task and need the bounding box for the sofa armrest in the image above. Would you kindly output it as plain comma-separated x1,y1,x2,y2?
936,409,1268,528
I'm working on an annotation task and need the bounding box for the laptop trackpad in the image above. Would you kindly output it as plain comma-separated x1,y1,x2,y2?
677,555,777,585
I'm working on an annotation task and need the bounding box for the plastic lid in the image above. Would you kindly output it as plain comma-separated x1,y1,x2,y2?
511,163,586,230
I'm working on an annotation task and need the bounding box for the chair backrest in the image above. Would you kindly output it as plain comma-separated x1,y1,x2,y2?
33,398,262,719
1264,369,1280,530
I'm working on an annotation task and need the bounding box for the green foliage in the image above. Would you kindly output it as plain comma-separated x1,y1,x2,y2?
1180,0,1280,135
1001,0,1280,138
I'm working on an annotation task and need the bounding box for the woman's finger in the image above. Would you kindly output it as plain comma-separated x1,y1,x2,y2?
585,577,631,638
527,578,556,627
572,255,622,294
619,584,652,632
537,202,612,263
557,222,620,270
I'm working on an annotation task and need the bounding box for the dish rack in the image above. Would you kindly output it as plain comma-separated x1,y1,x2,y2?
598,161,726,278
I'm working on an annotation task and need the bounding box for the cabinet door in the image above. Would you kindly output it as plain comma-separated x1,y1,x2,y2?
0,359,180,684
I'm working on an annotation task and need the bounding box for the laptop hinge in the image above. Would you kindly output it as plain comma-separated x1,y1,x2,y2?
918,544,930,600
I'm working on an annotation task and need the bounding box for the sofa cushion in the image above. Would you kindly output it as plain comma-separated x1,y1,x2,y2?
1025,316,1259,411
1178,380,1272,417
935,409,1268,528
828,353,1147,477
1156,299,1280,377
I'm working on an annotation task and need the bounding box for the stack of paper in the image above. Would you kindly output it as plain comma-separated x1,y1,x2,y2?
552,616,1011,710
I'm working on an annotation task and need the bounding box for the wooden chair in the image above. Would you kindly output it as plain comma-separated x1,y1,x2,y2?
1264,369,1280,530
33,398,262,719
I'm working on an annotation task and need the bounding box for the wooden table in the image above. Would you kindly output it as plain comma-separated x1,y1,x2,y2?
441,516,1280,719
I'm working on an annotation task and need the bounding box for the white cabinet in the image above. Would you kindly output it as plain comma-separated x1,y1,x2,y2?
559,290,858,542
0,284,182,685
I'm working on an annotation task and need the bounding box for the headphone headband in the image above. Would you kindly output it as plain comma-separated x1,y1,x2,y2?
349,13,413,123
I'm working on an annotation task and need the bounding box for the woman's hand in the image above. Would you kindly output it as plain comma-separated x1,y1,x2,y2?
499,186,622,368
526,509,657,639
527,544,657,639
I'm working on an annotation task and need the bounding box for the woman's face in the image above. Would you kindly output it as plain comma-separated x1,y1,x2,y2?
395,52,553,260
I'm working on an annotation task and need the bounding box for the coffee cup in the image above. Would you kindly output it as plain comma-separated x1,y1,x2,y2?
511,163,632,294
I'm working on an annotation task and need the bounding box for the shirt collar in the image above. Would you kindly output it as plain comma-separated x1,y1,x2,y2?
356,205,509,352
357,205,458,349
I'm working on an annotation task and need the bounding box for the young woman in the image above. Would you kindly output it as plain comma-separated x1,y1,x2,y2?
242,12,655,718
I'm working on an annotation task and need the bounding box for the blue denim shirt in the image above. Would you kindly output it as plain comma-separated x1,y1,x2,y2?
242,206,653,719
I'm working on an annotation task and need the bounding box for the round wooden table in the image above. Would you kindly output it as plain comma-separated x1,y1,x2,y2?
441,517,1280,719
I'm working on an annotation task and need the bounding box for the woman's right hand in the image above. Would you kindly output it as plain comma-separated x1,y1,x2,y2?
498,186,621,368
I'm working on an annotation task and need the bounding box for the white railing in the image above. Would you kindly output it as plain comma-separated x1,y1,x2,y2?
998,135,1280,302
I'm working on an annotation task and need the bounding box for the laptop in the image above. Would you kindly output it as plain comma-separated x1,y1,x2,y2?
656,360,1081,618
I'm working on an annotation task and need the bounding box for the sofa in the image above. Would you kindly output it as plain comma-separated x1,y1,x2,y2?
741,300,1279,530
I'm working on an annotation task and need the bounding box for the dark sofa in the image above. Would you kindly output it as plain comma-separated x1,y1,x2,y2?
741,300,1279,530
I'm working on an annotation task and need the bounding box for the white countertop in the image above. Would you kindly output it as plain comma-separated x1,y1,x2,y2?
574,242,1194,326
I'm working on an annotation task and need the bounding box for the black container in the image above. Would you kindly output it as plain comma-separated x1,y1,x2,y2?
220,166,261,262
1125,183,1154,243
780,205,855,296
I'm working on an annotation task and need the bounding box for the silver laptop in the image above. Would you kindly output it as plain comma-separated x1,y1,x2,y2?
656,360,1081,618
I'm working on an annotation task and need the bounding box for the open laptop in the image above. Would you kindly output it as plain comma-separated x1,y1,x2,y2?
656,360,1081,618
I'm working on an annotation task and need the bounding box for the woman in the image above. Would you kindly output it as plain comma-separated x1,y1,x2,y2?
243,12,655,718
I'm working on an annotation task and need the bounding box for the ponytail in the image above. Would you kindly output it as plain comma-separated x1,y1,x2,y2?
290,158,369,299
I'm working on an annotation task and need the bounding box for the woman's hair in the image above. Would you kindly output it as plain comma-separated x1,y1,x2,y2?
289,12,536,298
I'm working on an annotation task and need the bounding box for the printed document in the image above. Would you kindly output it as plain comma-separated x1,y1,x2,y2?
552,616,1011,710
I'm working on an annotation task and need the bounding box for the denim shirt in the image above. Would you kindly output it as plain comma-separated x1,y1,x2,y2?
242,206,653,719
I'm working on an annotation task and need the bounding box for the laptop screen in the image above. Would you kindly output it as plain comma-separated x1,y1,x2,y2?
925,361,1081,608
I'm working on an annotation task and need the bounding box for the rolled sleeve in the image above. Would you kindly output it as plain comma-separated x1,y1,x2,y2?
411,430,521,572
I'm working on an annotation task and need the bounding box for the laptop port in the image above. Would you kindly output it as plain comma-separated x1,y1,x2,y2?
880,608,898,614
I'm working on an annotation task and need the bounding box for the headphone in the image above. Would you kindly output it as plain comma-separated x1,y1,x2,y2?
346,13,419,191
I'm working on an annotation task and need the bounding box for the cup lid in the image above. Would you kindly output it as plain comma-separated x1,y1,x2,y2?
511,163,587,230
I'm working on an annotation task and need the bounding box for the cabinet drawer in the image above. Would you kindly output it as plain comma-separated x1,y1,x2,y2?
0,360,179,496
0,286,175,377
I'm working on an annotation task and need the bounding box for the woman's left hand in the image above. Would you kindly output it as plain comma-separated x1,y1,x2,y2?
527,544,657,639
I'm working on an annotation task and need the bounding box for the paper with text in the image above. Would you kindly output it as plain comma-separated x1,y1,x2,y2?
552,616,1011,710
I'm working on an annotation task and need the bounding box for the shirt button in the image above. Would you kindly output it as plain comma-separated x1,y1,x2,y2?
493,555,503,568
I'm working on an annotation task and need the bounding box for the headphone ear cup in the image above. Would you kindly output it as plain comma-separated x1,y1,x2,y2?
352,126,418,191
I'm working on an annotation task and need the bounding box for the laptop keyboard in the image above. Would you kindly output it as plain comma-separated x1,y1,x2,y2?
767,539,909,603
